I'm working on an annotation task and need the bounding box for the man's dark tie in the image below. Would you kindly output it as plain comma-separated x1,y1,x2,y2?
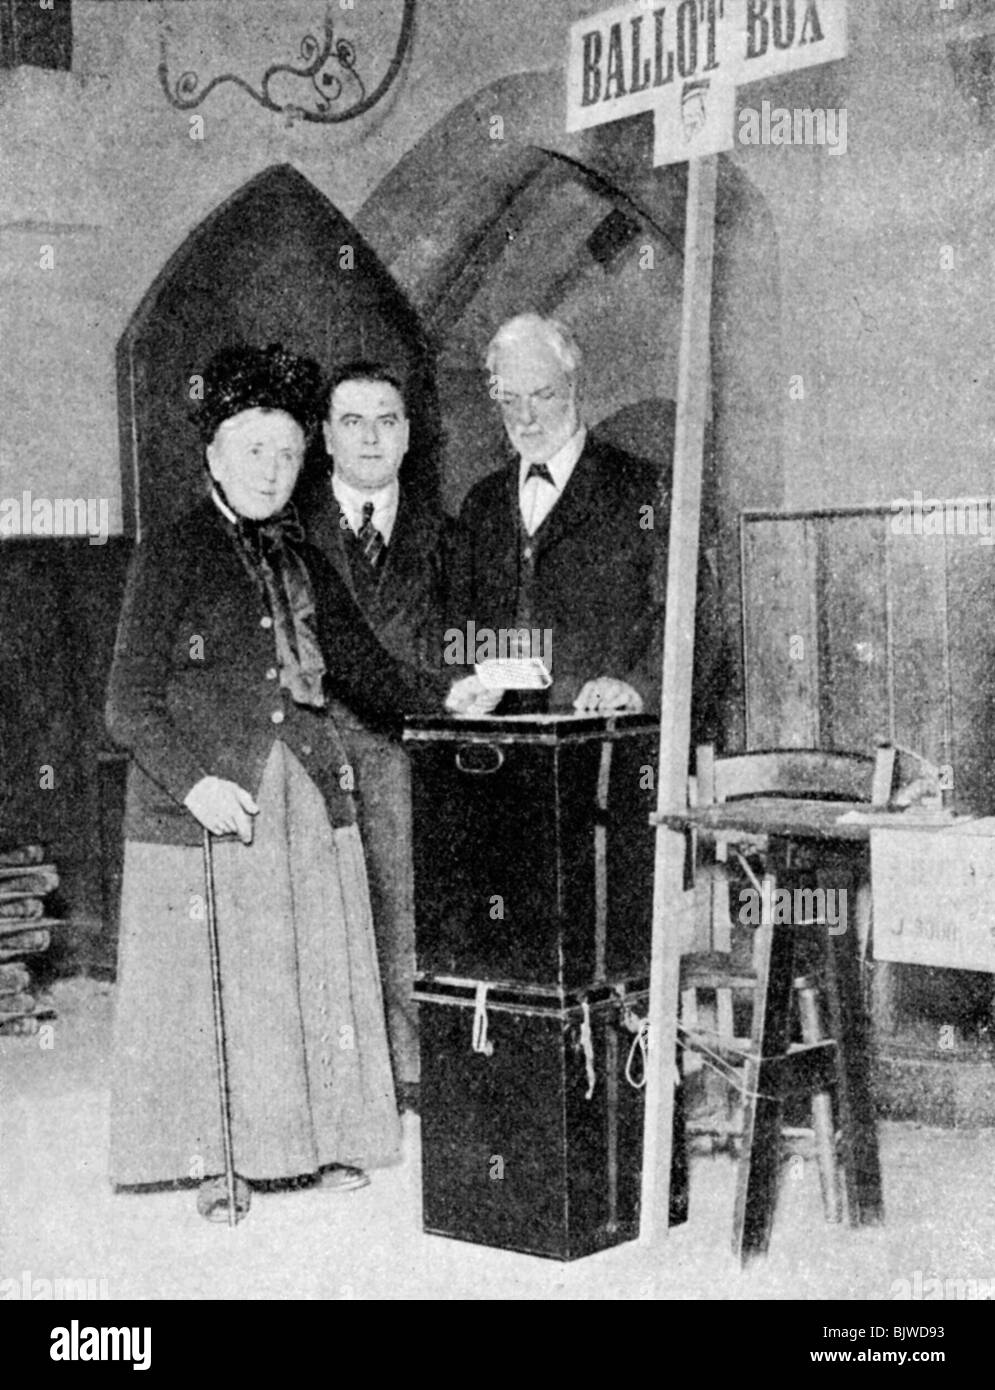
357,500,385,568
526,463,555,486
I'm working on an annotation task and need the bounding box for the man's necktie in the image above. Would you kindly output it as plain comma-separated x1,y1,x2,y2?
357,500,385,569
526,462,555,486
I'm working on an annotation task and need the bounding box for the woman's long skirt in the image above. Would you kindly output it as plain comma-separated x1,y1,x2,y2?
109,740,401,1185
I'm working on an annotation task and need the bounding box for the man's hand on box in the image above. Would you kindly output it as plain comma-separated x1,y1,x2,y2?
573,676,644,714
445,674,504,716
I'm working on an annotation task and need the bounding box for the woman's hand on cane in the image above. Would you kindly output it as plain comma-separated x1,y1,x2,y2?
184,776,259,844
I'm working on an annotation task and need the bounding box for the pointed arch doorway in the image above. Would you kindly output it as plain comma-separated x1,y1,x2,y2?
116,164,437,538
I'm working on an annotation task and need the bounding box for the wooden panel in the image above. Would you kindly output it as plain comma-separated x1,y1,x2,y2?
0,539,131,973
61,540,134,972
945,532,995,815
743,506,993,793
712,749,875,803
887,527,950,773
742,517,818,748
817,514,890,753
0,544,80,851
740,506,995,1076
0,0,72,70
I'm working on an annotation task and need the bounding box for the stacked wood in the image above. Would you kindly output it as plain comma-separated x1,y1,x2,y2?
0,842,61,1034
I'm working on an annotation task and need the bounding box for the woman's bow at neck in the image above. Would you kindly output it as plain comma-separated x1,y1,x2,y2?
211,486,327,710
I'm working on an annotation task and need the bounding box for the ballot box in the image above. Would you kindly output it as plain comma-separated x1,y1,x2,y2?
402,713,659,989
414,976,687,1260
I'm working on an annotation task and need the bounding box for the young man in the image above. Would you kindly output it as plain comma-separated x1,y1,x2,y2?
301,363,450,1106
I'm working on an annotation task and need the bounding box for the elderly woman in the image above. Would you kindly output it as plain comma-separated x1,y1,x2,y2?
107,344,489,1212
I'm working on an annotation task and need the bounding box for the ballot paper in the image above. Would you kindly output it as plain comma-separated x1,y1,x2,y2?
474,657,552,690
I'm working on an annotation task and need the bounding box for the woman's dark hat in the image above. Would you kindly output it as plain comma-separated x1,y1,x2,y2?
196,343,323,444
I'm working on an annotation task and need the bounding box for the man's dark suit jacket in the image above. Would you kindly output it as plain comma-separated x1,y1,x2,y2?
105,498,447,846
299,465,447,1091
447,435,666,711
300,469,447,690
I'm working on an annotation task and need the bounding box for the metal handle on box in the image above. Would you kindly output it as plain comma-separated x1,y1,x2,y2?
455,744,505,775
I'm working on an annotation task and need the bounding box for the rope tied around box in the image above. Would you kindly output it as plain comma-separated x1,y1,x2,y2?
471,982,495,1057
622,1004,771,1100
579,999,596,1100
622,1005,650,1090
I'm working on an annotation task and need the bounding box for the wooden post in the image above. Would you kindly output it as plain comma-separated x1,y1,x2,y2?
639,154,719,1244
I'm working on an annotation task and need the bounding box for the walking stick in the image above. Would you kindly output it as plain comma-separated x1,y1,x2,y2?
197,827,251,1226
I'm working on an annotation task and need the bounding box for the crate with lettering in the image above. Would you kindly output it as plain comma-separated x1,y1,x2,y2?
871,826,995,973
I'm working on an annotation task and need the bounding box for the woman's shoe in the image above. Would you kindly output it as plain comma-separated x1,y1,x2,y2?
319,1164,370,1191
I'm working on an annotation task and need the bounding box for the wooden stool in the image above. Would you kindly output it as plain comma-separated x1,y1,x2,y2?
681,746,886,1262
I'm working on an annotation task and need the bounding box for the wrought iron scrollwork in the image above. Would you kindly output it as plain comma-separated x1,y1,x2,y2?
158,1,415,124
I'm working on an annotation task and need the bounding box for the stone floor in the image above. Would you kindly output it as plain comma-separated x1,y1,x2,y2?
2,978,995,1301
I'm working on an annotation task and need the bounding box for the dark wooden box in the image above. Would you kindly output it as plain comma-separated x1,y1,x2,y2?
403,713,659,989
414,977,687,1260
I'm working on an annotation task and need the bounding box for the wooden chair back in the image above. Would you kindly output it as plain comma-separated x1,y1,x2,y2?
695,746,888,808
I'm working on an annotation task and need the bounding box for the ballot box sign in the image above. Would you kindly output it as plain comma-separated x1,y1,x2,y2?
871,829,995,974
566,0,848,168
